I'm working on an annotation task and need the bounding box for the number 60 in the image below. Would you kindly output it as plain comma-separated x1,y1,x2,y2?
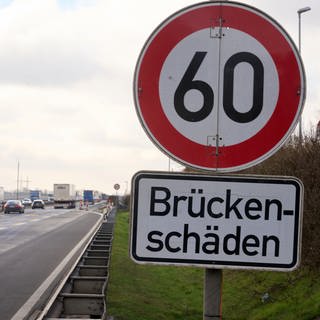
174,51,264,123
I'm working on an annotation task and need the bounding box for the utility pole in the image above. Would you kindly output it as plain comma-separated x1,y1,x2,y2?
21,176,31,190
16,161,20,200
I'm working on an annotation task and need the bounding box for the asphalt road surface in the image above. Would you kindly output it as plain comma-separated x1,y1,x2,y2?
0,207,102,320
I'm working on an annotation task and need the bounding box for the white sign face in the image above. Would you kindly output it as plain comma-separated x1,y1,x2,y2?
130,172,303,271
159,28,279,147
134,2,305,172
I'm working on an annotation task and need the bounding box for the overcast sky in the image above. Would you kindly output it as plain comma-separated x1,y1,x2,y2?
0,0,318,194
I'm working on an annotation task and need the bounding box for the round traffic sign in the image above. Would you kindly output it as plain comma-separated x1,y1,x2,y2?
134,1,305,172
114,183,120,191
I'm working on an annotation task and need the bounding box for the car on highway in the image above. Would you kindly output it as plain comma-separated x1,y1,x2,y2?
31,199,45,209
4,200,25,214
22,198,32,206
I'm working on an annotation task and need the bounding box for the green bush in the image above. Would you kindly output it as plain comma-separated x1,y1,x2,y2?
242,136,320,270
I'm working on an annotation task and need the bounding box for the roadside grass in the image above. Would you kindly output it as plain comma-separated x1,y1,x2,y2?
106,210,203,320
106,211,320,320
223,268,320,319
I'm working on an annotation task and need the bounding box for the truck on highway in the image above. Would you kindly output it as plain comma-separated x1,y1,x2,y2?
30,190,41,202
83,190,94,205
53,184,76,209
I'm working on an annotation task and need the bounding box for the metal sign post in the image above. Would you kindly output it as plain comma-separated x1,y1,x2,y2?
204,269,223,320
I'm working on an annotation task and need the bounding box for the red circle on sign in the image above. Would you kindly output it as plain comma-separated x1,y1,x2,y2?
134,2,305,171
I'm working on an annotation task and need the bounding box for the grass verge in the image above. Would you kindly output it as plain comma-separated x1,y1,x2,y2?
107,210,320,320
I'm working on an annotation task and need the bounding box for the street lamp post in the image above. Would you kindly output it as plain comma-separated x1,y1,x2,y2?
298,6,311,141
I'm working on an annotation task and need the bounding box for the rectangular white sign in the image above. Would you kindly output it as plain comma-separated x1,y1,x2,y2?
130,171,303,271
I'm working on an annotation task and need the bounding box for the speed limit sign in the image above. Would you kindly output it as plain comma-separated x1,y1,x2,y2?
133,1,305,172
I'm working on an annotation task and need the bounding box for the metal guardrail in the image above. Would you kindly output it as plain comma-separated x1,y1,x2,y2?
34,206,115,320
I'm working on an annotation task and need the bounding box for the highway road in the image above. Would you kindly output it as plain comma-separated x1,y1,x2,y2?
0,207,102,320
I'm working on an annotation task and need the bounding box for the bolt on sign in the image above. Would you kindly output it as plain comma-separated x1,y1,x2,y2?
130,172,303,271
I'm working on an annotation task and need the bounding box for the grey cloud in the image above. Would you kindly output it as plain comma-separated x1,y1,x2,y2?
0,50,105,86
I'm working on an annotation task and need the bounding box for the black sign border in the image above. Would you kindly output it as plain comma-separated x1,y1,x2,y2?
130,171,303,271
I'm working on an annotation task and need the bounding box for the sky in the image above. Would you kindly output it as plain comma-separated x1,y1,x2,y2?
0,0,318,195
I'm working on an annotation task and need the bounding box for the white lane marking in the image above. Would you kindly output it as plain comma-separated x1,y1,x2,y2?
11,212,103,320
13,222,26,226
